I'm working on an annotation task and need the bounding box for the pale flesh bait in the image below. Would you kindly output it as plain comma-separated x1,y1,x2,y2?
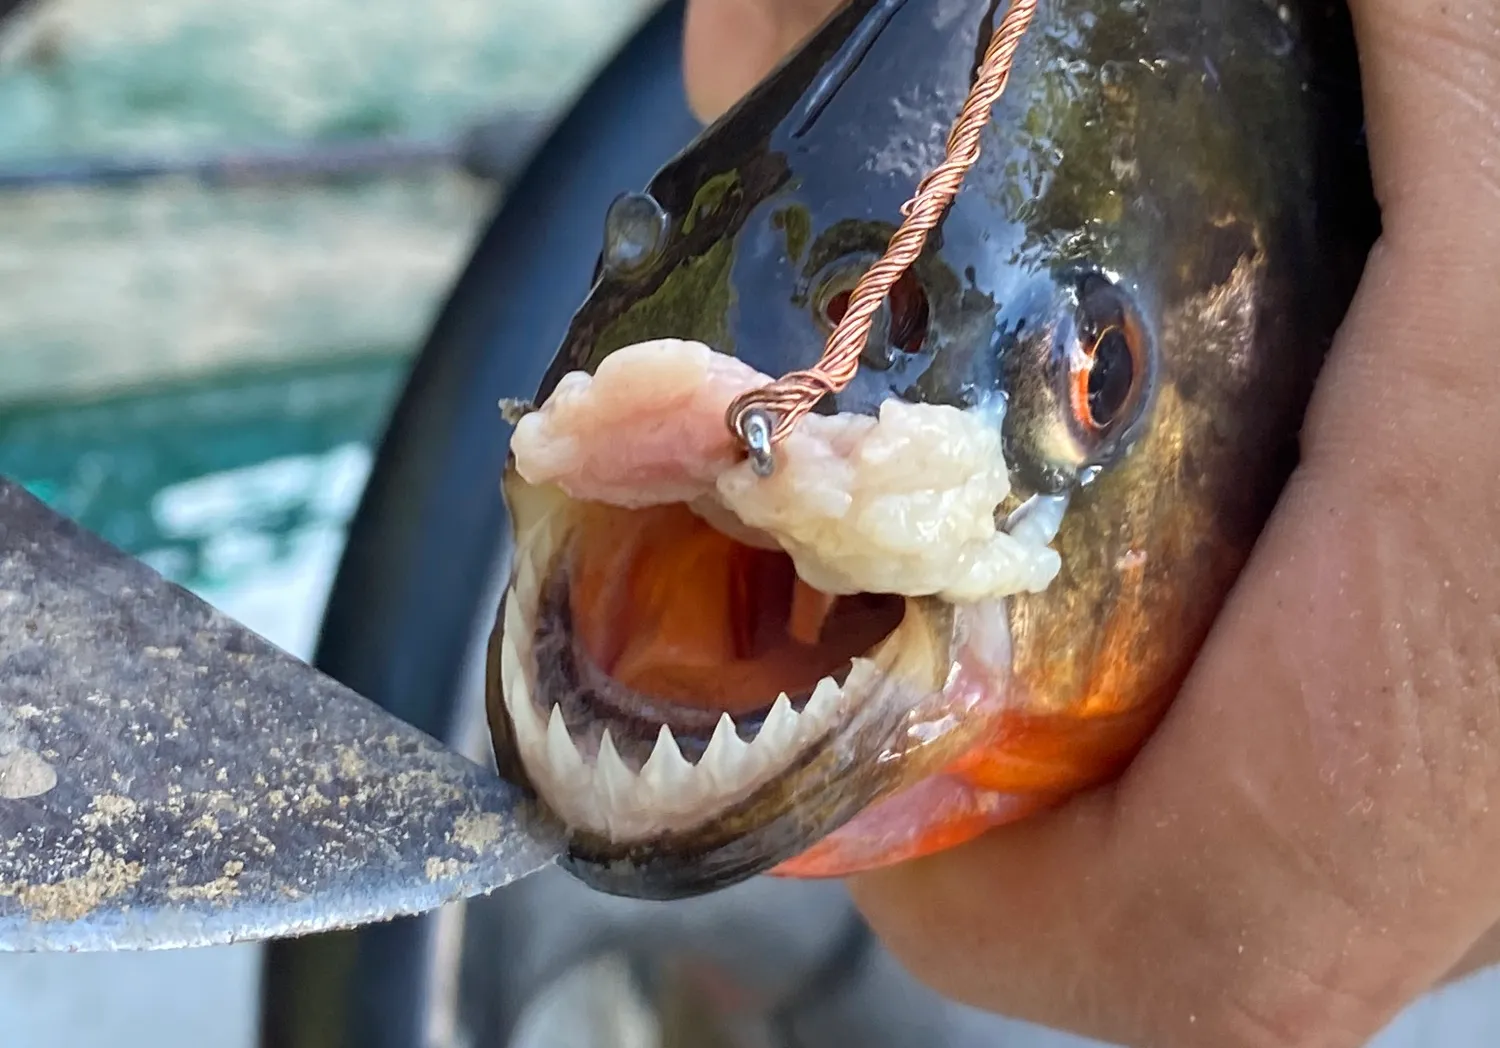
511,338,1061,602
487,0,1378,898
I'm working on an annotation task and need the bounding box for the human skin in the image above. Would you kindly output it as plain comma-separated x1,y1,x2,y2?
683,1,1500,1046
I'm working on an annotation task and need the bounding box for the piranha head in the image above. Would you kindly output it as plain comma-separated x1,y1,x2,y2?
486,0,1375,898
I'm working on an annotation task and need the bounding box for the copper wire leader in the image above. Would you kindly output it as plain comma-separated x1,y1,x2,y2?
725,0,1039,476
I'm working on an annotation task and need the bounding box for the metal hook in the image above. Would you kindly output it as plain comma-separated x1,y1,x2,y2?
741,409,777,478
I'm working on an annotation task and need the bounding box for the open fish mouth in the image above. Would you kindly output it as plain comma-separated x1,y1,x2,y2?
490,339,1068,894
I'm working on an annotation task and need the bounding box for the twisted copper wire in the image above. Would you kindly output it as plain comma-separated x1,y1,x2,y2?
725,0,1039,463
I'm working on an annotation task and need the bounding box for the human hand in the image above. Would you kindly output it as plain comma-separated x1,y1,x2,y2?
683,1,1500,1046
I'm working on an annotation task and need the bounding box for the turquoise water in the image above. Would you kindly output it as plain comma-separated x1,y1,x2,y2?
0,356,401,555
0,354,407,656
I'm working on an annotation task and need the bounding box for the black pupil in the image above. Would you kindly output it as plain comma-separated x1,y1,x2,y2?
1087,329,1134,427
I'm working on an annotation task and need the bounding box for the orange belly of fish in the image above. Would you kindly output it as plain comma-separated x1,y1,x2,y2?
773,702,1161,877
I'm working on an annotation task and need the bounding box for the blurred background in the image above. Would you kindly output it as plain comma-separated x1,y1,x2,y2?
0,0,653,658
0,0,651,1042
0,0,1498,1044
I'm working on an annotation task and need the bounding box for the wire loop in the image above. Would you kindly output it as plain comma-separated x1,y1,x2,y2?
724,0,1039,474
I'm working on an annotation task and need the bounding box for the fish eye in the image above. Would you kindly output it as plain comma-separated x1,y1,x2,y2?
601,191,669,277
811,255,930,366
1065,273,1150,451
1083,327,1133,428
999,271,1154,494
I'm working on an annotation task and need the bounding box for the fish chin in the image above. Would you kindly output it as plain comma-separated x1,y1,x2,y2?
488,339,1065,897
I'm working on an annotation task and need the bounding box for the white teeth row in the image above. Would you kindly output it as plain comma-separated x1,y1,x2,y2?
497,500,874,842
506,621,864,841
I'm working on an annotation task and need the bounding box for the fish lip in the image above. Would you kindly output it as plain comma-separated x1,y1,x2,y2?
485,473,1016,899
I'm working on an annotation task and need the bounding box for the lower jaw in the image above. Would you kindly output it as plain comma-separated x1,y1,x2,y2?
549,739,1015,898
494,476,1026,896
518,599,1018,898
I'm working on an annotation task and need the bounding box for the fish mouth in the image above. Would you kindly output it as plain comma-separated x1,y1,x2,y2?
488,340,1065,898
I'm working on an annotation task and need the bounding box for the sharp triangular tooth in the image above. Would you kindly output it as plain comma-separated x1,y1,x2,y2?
503,592,528,652
640,724,696,809
501,632,531,722
546,703,586,785
843,656,882,697
755,693,800,754
802,677,843,736
499,629,522,699
513,554,542,612
702,713,755,793
502,637,545,761
595,729,639,824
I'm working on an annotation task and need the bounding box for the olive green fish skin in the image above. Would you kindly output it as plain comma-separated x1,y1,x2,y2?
496,0,1379,899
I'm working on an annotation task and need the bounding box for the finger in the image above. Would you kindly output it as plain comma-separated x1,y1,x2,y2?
847,1,1500,1044
1347,0,1500,239
682,0,843,122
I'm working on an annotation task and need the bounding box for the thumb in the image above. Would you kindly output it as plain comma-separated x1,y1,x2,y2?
682,0,844,121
